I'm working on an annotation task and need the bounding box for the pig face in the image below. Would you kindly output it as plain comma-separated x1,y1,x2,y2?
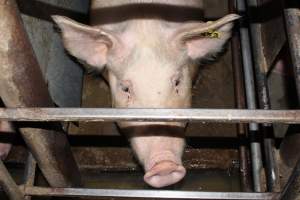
53,14,239,188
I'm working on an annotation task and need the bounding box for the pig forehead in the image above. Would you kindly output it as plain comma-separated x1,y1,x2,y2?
108,45,186,79
111,46,183,76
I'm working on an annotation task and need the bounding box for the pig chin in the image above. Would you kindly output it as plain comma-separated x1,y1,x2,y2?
121,125,186,188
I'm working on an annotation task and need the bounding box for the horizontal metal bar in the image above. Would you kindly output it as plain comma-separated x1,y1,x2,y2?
23,186,279,200
0,108,300,124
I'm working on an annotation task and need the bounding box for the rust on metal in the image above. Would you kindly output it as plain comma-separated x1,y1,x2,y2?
0,0,81,187
73,147,238,171
6,146,238,171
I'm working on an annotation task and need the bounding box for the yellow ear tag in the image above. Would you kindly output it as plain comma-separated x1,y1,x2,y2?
200,30,220,38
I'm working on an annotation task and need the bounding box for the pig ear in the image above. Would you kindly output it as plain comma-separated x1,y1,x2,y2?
175,14,240,61
52,15,116,71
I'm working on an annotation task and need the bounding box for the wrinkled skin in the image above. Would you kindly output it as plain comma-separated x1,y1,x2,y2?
53,0,239,188
0,121,14,160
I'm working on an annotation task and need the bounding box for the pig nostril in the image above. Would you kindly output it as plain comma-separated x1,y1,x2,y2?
175,79,180,87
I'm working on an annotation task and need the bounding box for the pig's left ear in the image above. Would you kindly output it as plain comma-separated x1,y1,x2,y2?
175,14,240,61
52,15,117,71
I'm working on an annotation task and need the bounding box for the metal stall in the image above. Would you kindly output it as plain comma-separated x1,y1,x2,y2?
0,0,300,199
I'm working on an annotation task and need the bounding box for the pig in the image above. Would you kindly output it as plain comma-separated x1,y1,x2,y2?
52,0,240,188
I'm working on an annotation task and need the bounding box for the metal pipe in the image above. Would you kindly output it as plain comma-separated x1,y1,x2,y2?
23,186,279,200
0,108,299,123
245,0,280,192
0,0,81,187
284,4,300,100
0,160,24,200
23,153,36,200
280,159,300,200
230,0,264,191
229,0,253,191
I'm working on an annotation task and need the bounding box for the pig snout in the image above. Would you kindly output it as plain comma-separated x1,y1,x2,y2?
124,125,185,188
143,152,186,188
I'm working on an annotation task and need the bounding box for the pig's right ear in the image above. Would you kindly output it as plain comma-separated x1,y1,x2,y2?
52,15,116,71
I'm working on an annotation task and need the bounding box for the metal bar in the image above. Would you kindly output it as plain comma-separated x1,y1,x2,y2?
280,0,300,175
229,0,253,191
284,4,300,100
0,160,24,200
0,108,299,123
280,159,300,200
0,0,81,187
23,186,278,200
23,153,36,200
246,0,280,192
236,0,263,192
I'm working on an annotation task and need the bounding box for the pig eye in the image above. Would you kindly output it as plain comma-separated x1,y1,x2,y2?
171,74,182,87
119,80,132,94
122,85,129,93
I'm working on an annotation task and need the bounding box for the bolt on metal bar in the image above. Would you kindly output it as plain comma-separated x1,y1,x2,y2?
22,186,279,200
0,108,299,123
0,160,24,200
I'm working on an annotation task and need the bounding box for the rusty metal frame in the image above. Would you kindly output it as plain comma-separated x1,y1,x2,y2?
0,0,300,200
0,0,81,188
21,187,278,200
0,108,299,124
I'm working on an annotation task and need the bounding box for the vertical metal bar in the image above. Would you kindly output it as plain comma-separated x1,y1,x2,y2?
0,0,81,187
245,0,280,192
280,1,300,184
229,0,253,191
23,153,36,200
284,3,300,100
0,159,24,200
236,0,264,192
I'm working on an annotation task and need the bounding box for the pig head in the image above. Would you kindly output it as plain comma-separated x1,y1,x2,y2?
52,2,239,187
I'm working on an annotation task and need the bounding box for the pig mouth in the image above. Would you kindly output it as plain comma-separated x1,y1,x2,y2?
144,160,186,188
120,125,186,188
144,150,186,188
